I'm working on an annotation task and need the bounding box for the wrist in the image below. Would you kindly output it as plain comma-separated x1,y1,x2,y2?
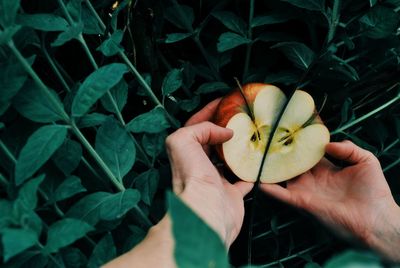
104,216,175,268
179,184,231,246
364,201,400,262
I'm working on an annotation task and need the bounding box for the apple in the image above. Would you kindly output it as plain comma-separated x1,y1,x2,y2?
214,83,330,183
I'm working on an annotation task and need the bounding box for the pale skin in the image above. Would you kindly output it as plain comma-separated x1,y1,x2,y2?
105,99,400,267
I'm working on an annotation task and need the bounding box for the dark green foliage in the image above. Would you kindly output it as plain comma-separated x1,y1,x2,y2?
0,0,399,267
168,192,230,268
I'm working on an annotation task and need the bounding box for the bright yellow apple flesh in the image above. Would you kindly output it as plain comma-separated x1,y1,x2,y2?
214,83,330,183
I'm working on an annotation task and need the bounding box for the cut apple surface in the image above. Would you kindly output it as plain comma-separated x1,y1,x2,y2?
214,83,330,183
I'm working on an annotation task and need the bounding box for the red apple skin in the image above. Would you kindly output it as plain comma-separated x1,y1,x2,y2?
213,83,269,161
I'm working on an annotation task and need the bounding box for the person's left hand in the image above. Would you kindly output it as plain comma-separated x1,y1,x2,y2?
166,99,254,246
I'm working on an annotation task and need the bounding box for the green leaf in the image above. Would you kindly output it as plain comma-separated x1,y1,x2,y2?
15,175,45,211
271,41,316,70
52,139,83,176
282,0,325,11
16,14,69,32
142,132,167,159
0,26,21,45
212,11,247,36
76,113,109,128
100,80,128,114
330,55,360,81
122,225,147,253
162,69,183,96
217,32,251,52
179,95,201,112
82,5,103,35
95,117,136,181
126,106,171,133
165,33,192,43
13,80,65,123
15,125,68,185
111,0,130,31
134,169,159,205
359,6,400,39
60,247,87,267
87,233,116,268
323,250,382,268
339,98,355,126
44,218,94,253
0,55,35,103
0,201,13,230
66,189,141,225
168,192,229,268
97,30,124,56
251,13,296,27
369,0,378,6
195,82,230,95
53,176,86,202
0,0,21,27
164,5,194,30
51,23,84,47
0,102,9,116
66,0,82,22
1,228,38,262
72,63,129,117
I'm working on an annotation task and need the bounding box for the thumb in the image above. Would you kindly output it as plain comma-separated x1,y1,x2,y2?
325,140,375,164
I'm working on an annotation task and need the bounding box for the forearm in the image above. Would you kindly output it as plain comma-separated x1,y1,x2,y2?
103,216,175,268
364,202,400,262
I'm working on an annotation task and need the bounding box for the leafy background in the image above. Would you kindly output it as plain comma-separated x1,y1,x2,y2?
0,0,399,267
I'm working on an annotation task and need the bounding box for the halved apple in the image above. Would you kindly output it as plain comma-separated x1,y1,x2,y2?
214,83,330,183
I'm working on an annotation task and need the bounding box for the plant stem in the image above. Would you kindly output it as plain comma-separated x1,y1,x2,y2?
331,93,400,135
0,139,17,164
193,37,221,81
8,41,70,122
252,219,300,240
9,40,126,191
37,242,64,267
71,121,125,191
82,0,179,128
381,139,399,156
81,156,104,181
260,244,325,267
0,173,8,187
327,0,340,43
384,158,400,173
67,10,152,167
134,206,153,228
42,37,71,93
84,0,106,30
243,0,254,81
56,0,74,24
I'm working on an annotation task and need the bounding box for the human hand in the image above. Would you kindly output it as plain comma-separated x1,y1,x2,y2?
165,99,254,246
260,140,400,261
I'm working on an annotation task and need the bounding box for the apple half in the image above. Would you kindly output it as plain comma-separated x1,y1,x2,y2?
214,83,330,183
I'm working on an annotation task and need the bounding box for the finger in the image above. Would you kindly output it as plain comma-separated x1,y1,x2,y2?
185,98,222,126
260,183,293,205
182,122,234,145
325,140,375,164
310,158,339,174
233,181,254,197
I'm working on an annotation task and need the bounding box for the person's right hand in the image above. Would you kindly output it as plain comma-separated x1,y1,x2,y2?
260,140,400,261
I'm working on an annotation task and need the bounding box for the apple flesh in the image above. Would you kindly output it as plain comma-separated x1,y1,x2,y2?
214,83,330,183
